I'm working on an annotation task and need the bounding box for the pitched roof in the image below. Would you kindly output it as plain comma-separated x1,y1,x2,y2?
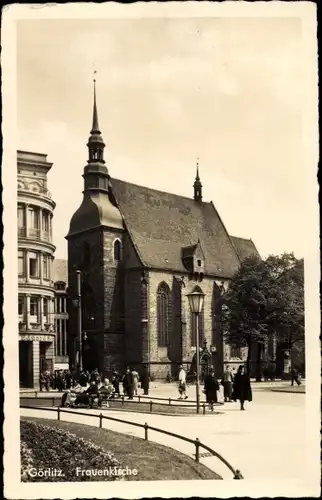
53,258,68,283
230,236,261,262
110,178,241,278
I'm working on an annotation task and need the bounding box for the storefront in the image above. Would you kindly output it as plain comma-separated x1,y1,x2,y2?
19,334,55,389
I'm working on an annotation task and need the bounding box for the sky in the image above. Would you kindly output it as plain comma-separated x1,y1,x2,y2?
16,16,314,260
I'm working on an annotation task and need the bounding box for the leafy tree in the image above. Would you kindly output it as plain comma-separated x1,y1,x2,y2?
269,256,305,365
221,253,304,380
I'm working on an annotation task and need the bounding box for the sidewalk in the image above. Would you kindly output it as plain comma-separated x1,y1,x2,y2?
20,379,303,400
21,387,306,481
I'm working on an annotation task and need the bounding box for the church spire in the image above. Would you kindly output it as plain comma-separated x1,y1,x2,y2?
87,71,105,164
91,74,100,135
193,158,202,203
83,72,109,194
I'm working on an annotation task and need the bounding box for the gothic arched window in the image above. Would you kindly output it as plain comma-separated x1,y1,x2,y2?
157,282,171,348
190,286,205,347
113,239,122,262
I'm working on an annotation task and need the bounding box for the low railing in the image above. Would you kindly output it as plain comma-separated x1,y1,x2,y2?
20,395,220,415
20,405,243,479
132,394,223,405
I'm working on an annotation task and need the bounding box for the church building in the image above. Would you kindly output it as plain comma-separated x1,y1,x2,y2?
66,84,260,379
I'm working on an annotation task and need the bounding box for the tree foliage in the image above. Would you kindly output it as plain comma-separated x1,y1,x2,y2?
221,252,304,373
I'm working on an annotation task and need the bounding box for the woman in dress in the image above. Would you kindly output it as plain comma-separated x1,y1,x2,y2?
203,367,220,411
131,368,140,396
232,365,252,410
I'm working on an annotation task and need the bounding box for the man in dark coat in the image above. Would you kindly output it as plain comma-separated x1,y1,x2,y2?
141,365,150,395
232,365,252,410
122,367,134,399
203,367,220,411
65,370,72,390
111,371,120,397
290,368,301,386
56,371,65,392
85,380,99,408
79,371,88,387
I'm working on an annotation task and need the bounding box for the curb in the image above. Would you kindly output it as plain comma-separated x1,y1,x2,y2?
270,387,305,394
24,404,225,418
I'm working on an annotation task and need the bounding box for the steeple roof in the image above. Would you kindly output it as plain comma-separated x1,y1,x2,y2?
88,75,105,146
90,77,100,135
194,159,202,186
193,158,202,202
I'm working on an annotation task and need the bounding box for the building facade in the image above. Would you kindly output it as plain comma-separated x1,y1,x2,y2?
66,85,261,380
18,150,56,389
53,259,69,370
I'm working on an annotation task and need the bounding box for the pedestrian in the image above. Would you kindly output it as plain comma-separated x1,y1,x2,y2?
50,371,55,390
65,370,72,390
122,367,134,399
57,371,65,392
79,371,88,388
94,368,101,385
232,365,252,411
131,368,140,396
44,369,51,391
222,365,234,402
111,371,120,397
141,364,150,395
291,367,301,386
39,371,46,391
178,365,188,400
204,367,220,411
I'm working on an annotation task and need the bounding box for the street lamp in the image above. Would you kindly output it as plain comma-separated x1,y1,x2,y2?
187,290,205,414
76,270,83,375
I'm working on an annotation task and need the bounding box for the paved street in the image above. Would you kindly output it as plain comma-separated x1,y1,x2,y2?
21,384,306,481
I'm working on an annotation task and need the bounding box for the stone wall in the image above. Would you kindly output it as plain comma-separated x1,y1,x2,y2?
124,269,142,365
146,271,229,379
67,227,125,375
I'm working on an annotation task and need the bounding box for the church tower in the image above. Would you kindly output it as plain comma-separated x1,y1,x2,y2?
193,159,202,203
66,77,125,375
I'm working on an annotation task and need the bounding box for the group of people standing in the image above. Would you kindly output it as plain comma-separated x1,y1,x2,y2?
178,364,252,411
39,369,75,392
120,365,150,399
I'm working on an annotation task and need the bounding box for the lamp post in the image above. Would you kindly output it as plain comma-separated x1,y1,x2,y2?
76,270,83,374
187,290,205,414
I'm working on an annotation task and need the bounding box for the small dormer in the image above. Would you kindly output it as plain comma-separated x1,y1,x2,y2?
181,239,205,280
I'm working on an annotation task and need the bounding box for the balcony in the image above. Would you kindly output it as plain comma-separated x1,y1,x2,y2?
30,322,42,331
42,231,51,242
18,226,52,244
29,228,41,240
19,321,55,333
